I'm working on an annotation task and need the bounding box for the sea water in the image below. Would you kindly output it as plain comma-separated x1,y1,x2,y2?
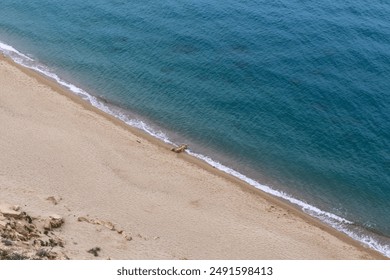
1,0,389,257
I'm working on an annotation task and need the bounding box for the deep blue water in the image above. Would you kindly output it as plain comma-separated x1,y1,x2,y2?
1,0,389,256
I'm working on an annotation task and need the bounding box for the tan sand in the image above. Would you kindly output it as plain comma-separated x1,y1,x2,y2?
0,56,385,259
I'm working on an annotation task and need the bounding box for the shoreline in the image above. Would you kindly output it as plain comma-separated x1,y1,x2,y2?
0,54,386,259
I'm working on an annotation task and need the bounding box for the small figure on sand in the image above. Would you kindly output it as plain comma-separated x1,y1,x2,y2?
171,144,188,153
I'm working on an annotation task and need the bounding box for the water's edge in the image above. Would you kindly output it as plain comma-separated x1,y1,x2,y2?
1,41,389,258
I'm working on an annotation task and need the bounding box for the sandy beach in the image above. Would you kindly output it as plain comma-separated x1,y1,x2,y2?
0,56,384,259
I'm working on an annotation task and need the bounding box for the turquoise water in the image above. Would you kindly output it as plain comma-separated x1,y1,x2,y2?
1,0,389,256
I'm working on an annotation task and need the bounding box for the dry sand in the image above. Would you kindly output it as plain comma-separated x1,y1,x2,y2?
0,56,384,259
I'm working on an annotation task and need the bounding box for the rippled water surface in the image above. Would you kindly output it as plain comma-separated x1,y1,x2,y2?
1,0,389,256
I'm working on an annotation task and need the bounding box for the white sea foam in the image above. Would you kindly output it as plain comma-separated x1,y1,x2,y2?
1,41,389,258
0,42,33,61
